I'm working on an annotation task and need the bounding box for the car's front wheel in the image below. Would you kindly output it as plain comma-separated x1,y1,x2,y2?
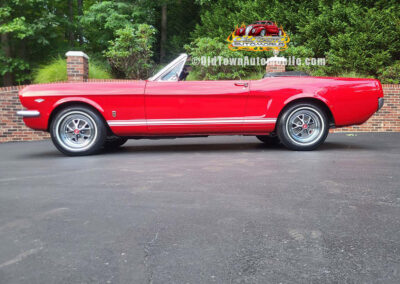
260,29,266,36
276,102,329,151
50,106,107,156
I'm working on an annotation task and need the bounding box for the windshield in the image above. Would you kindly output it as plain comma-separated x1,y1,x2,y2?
148,54,188,82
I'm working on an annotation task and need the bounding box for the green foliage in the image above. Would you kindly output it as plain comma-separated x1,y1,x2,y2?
378,61,400,84
0,51,30,84
192,0,400,79
89,61,113,80
185,37,247,80
1,0,400,86
33,57,112,84
298,2,400,76
33,58,68,83
80,1,144,54
104,25,156,79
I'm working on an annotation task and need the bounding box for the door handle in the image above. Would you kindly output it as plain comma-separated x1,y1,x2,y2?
234,82,248,87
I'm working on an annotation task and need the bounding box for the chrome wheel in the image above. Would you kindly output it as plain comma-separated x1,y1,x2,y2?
286,107,323,145
56,111,97,151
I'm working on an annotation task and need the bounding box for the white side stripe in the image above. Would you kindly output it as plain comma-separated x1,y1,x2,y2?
107,118,276,126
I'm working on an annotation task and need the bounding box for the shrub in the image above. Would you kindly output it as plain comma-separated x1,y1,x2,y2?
104,24,156,79
184,37,248,80
33,57,112,84
378,61,400,84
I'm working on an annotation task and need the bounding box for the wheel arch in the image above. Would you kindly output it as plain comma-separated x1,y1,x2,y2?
277,97,335,129
47,100,111,134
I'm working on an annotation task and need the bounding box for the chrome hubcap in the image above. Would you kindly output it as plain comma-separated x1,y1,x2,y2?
287,109,321,144
57,112,97,150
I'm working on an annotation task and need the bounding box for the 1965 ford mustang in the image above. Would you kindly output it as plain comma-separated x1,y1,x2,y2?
17,54,384,156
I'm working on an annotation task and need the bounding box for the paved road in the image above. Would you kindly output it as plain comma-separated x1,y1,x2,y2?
0,133,399,284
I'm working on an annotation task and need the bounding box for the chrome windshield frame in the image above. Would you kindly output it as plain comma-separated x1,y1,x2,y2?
148,53,188,82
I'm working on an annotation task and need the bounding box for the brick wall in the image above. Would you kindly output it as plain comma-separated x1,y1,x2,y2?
331,84,400,132
0,85,49,143
0,83,399,143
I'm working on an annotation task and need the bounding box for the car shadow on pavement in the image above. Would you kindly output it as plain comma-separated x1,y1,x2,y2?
102,142,279,155
100,141,371,155
18,141,372,159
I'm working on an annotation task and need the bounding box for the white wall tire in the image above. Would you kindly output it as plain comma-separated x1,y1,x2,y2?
277,103,329,151
50,106,107,156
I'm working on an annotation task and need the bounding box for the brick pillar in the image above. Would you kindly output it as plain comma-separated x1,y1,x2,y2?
265,56,287,73
66,51,89,82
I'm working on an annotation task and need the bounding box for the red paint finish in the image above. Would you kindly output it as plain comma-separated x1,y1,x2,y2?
235,21,280,36
19,76,383,137
145,80,249,134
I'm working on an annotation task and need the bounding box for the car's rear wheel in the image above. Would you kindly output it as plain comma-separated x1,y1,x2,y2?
50,106,107,156
277,102,329,151
103,136,128,150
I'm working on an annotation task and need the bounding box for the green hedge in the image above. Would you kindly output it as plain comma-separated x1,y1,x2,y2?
33,57,112,84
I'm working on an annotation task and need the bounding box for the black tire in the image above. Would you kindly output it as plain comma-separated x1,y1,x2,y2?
256,135,280,146
277,102,329,151
50,105,107,156
103,137,128,150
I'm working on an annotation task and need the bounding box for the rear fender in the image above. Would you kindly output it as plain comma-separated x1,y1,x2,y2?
283,93,332,110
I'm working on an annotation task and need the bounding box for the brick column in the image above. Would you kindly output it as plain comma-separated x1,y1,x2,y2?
66,51,89,82
265,56,287,73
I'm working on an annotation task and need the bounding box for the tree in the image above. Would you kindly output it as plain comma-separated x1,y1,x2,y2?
160,3,167,62
0,0,78,85
104,25,156,79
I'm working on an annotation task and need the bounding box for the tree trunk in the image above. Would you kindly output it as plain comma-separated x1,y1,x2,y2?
160,4,167,62
68,0,74,45
1,33,13,86
77,0,83,45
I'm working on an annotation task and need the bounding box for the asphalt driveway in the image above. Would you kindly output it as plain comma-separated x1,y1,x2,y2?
0,133,399,283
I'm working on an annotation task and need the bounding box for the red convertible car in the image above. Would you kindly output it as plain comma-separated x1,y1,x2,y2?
235,21,282,37
17,54,384,156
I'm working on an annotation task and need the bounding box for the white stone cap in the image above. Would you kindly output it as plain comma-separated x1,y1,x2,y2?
65,51,89,59
266,56,287,65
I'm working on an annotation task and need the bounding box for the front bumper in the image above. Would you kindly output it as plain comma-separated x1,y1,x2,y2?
378,98,384,111
16,110,40,118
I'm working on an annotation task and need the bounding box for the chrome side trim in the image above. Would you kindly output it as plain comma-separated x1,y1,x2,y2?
107,118,277,127
16,110,40,118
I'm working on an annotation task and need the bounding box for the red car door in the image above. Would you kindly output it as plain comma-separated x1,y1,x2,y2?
144,80,249,134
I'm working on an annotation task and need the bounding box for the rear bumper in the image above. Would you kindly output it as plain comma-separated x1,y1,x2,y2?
378,98,384,111
16,110,40,118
